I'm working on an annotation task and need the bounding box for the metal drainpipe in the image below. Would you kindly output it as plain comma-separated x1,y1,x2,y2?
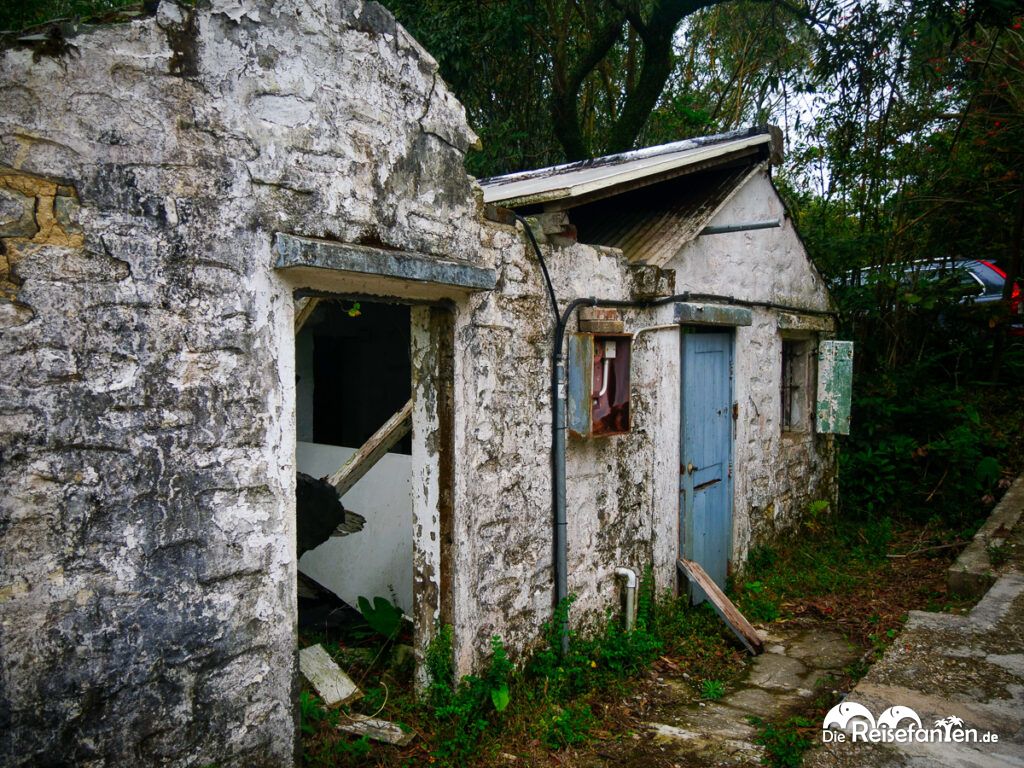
553,348,569,651
699,219,781,236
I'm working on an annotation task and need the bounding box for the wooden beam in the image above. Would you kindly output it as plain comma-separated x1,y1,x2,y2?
294,296,321,333
677,558,764,655
326,399,413,498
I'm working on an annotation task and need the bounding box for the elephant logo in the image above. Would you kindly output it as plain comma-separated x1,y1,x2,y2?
823,701,876,730
877,706,922,730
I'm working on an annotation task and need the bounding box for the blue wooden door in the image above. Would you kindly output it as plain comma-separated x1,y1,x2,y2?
680,331,733,604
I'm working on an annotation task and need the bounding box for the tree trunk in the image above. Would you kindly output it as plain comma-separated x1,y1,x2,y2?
606,24,676,151
549,12,624,160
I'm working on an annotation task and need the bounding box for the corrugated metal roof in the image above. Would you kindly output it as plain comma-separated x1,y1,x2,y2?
571,163,761,265
478,126,775,208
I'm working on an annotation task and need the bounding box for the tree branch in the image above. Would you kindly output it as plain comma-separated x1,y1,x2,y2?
550,6,625,159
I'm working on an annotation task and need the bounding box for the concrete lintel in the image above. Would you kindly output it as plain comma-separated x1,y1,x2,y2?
274,233,496,292
777,312,835,333
674,302,752,327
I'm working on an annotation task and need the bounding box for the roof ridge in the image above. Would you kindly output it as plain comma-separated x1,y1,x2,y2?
478,126,769,187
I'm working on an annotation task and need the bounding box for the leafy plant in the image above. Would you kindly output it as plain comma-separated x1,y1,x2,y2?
868,628,898,658
701,679,726,700
357,595,404,639
750,716,814,768
425,631,513,766
331,735,371,758
528,595,663,701
987,542,1010,568
299,690,328,736
542,703,595,749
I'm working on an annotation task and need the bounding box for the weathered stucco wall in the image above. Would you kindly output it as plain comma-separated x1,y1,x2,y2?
448,238,679,668
448,169,837,670
1,0,837,758
0,0,480,764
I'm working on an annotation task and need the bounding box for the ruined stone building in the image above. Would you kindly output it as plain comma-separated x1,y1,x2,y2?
0,0,847,765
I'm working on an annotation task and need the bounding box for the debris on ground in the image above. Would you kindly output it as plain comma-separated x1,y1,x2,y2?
299,644,362,706
338,717,416,746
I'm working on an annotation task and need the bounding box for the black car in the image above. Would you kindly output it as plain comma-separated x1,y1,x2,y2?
838,258,1023,335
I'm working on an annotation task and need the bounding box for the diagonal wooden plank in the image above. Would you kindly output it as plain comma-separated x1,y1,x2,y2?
294,296,321,334
326,399,413,498
677,558,764,655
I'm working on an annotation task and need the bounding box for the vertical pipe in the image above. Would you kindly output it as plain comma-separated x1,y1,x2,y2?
553,354,569,653
614,567,637,632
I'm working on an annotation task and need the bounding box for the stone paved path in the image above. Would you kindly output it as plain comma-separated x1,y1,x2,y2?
803,573,1024,768
644,626,861,766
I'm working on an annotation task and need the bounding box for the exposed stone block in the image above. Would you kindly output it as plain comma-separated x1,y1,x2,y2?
0,186,37,238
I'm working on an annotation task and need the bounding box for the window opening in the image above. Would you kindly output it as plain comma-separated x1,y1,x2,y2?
781,338,814,432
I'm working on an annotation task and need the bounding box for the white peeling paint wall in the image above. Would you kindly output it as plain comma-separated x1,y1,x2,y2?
447,234,684,670
0,0,484,763
448,171,836,672
296,442,413,612
673,170,831,308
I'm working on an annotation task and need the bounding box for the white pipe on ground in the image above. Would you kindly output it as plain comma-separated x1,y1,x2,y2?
614,567,638,632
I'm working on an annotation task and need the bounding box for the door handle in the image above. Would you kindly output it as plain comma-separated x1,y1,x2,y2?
686,463,696,475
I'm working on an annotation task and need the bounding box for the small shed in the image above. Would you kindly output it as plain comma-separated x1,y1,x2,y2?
474,126,847,634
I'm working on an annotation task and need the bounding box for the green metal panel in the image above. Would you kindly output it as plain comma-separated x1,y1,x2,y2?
816,340,854,435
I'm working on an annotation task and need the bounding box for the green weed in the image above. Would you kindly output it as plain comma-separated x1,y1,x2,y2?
750,716,814,768
700,679,726,700
299,690,337,735
425,631,513,766
542,703,595,748
986,542,1009,567
302,576,747,765
527,595,664,700
868,628,898,658
734,513,900,624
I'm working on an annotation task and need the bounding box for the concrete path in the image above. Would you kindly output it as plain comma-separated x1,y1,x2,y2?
645,626,860,766
805,480,1024,768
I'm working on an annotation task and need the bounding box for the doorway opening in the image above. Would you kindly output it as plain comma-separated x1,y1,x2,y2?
291,293,454,693
295,298,414,620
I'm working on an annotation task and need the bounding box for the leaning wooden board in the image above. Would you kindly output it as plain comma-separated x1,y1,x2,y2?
677,558,764,655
